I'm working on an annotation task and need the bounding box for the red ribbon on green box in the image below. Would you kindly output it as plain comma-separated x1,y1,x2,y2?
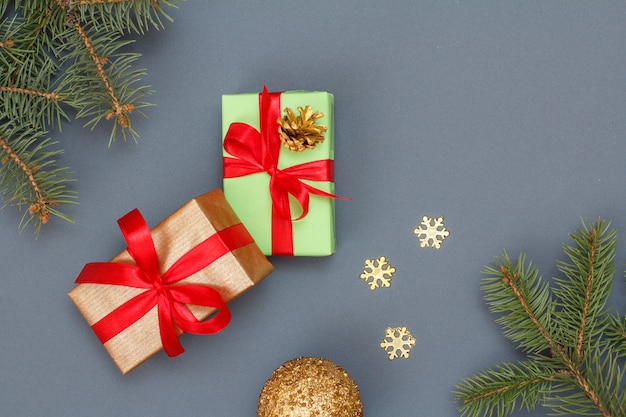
223,86,344,256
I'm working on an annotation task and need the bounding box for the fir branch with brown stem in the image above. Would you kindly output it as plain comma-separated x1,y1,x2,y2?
0,0,182,235
456,219,626,417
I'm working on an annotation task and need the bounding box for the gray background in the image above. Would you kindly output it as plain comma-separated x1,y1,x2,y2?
2,1,626,416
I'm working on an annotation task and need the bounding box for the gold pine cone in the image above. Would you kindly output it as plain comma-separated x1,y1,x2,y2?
277,106,327,152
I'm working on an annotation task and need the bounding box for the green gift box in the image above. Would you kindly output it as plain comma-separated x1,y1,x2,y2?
222,88,340,256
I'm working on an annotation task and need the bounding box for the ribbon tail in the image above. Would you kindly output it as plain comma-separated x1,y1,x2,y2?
282,159,350,203
300,181,346,200
169,286,231,335
173,301,231,335
287,182,348,221
157,296,185,357
273,161,349,222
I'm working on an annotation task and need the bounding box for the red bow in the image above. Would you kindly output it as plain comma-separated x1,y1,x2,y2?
223,86,342,255
75,209,254,357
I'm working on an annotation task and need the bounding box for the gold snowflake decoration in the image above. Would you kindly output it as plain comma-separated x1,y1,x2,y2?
359,256,396,290
380,326,416,360
413,215,450,249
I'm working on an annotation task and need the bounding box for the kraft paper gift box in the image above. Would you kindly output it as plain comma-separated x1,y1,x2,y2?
68,189,273,374
222,87,342,256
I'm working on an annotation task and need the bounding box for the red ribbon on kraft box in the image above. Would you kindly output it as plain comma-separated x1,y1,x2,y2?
68,189,273,374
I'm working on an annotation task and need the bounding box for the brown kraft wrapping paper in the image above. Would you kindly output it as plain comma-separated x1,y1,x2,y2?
68,189,274,374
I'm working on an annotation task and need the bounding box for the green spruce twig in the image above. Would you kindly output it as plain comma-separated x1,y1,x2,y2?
0,124,76,235
0,0,181,236
455,219,626,417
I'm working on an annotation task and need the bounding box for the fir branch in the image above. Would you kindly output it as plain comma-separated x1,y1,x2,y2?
553,220,616,361
482,252,556,355
0,124,76,236
75,0,180,34
0,55,70,130
456,360,562,417
0,14,53,81
0,0,181,233
76,0,133,3
456,219,625,417
57,21,151,143
0,86,60,101
546,342,626,416
605,313,626,358
70,17,137,137
494,258,608,412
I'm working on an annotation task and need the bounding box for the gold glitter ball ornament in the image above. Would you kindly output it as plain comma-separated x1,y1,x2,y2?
277,106,327,152
257,357,363,417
